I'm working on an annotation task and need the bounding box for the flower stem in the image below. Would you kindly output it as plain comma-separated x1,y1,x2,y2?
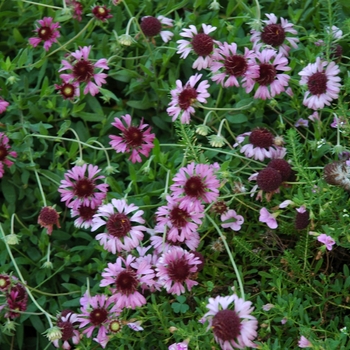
18,0,63,9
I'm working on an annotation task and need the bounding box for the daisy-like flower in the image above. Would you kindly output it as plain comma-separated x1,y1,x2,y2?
259,207,278,229
37,206,61,235
0,132,17,178
0,98,9,113
55,80,80,100
140,15,174,43
109,114,155,163
203,294,258,349
100,254,155,310
317,233,335,251
92,5,113,21
221,209,244,232
170,162,220,211
299,57,341,110
250,13,299,56
167,73,210,124
298,335,312,348
210,42,259,90
155,195,204,243
156,247,201,295
177,23,217,70
58,163,109,211
59,46,109,96
29,17,60,51
71,204,98,229
91,198,146,253
52,310,80,349
249,49,291,100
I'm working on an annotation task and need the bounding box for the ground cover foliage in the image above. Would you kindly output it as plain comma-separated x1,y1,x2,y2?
1,0,350,349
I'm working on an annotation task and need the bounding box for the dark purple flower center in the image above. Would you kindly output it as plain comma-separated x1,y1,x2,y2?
73,60,94,83
178,87,198,110
38,207,59,225
167,256,191,282
92,6,110,20
115,269,138,295
224,55,248,77
169,207,190,228
184,175,205,199
192,33,213,56
212,309,241,341
89,308,108,325
261,24,286,47
141,16,162,37
256,63,276,86
57,319,74,341
59,83,75,99
73,178,95,198
211,201,228,215
0,145,8,161
78,204,97,221
106,213,131,238
249,128,274,148
307,72,328,95
38,26,53,41
123,126,144,148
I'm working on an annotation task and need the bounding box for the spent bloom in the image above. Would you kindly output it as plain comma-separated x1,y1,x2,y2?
221,209,244,231
298,57,341,110
203,294,258,349
0,98,9,114
167,73,210,124
5,283,28,319
259,207,278,229
250,13,299,56
91,198,146,253
37,206,61,235
59,46,109,96
91,5,113,21
0,133,17,178
317,233,335,251
65,0,83,21
177,23,217,70
109,114,155,163
29,17,60,51
140,15,174,43
298,335,312,348
58,163,109,210
52,310,80,349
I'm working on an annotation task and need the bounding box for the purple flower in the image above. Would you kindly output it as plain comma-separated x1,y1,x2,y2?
308,111,320,122
140,15,174,43
71,204,98,229
53,311,80,349
299,57,341,110
91,5,113,21
317,233,335,251
167,73,210,124
259,207,278,229
0,133,17,178
330,115,347,128
298,335,312,348
168,341,189,350
0,99,9,114
221,209,244,231
295,118,309,128
55,80,80,100
29,17,60,51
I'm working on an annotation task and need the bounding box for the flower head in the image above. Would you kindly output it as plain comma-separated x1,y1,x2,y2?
55,80,80,100
295,206,310,230
109,114,155,163
259,207,278,229
167,73,210,124
221,209,244,231
0,99,9,114
6,283,28,319
91,198,146,253
38,206,61,235
177,24,217,70
65,0,83,21
59,46,109,96
299,57,341,110
140,15,174,43
52,310,80,349
71,204,98,229
29,17,60,51
92,5,112,21
317,233,335,251
58,163,109,210
298,335,312,348
0,133,17,178
203,294,258,349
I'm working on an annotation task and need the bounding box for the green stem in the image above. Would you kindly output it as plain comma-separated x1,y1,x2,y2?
198,101,253,111
29,154,47,207
68,128,83,160
18,0,62,9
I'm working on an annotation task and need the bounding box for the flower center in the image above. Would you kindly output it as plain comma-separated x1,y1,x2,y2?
89,308,108,325
256,63,276,86
0,275,10,290
224,55,248,77
92,6,110,20
0,145,8,161
38,26,53,41
57,320,74,341
106,213,131,238
212,309,241,341
249,128,274,148
115,269,138,295
167,256,190,282
72,60,94,83
123,126,144,148
261,24,286,47
178,87,198,111
140,16,162,37
184,175,205,198
38,207,59,225
192,33,214,56
78,204,97,220
109,319,122,333
169,207,190,228
307,72,328,96
73,178,95,198
61,83,75,98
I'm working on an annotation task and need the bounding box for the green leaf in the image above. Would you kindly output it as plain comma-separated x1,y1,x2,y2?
1,179,16,204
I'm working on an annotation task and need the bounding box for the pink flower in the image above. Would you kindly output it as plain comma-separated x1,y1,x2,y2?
53,311,80,349
37,206,61,235
295,118,309,127
127,321,144,331
298,335,312,348
167,73,210,124
58,164,109,210
299,57,341,110
92,5,113,21
71,204,98,229
170,162,220,212
55,80,80,100
203,294,258,349
65,0,83,21
259,207,278,229
0,99,9,113
210,42,259,90
100,254,155,309
250,13,299,56
317,233,335,251
91,198,146,253
221,209,244,231
29,17,60,51
59,46,109,96
140,15,174,43
249,49,291,100
0,133,17,178
262,303,274,311
156,247,201,295
177,24,217,70
5,283,28,319
168,341,189,350
331,115,347,128
308,111,320,122
109,114,155,163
